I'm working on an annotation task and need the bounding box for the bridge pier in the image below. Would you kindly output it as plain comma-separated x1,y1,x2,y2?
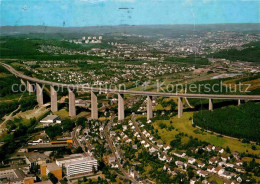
238,99,241,106
91,91,98,120
178,97,183,118
27,81,34,94
36,83,43,106
50,86,58,112
209,98,213,111
118,93,125,121
147,96,153,120
68,89,76,117
20,79,26,86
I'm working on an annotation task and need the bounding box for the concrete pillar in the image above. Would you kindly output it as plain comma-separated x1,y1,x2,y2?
184,97,193,108
27,81,34,94
209,98,213,111
20,79,26,92
147,96,153,120
36,83,43,106
20,79,26,86
118,93,125,121
69,89,76,117
178,97,183,118
50,86,58,112
91,91,98,119
238,99,241,106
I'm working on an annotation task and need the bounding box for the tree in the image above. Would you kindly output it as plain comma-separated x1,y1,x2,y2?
74,146,83,153
251,145,256,150
76,117,86,129
62,119,75,132
226,146,231,153
83,176,87,182
193,103,260,142
29,163,40,174
92,165,97,174
48,173,58,184
159,122,167,129
45,125,62,139
187,167,194,179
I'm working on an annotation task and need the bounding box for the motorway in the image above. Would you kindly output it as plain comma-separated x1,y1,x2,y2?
1,62,260,100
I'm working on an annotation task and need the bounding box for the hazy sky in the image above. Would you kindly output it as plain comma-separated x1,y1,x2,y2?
0,0,259,27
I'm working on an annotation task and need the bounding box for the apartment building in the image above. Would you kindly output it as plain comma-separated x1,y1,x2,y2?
56,155,97,177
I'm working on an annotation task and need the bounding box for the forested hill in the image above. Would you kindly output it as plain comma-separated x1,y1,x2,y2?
193,102,260,143
1,24,260,37
210,41,260,63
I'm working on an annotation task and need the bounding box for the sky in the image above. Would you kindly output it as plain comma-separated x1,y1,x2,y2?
0,0,259,27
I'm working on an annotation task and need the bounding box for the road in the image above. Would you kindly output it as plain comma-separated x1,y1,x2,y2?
0,105,20,131
131,114,168,158
1,62,260,100
0,93,24,132
104,115,138,184
72,126,89,156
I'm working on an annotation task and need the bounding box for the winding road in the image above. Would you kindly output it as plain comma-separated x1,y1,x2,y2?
104,114,138,184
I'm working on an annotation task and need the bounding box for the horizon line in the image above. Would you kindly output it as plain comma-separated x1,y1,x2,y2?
1,22,260,28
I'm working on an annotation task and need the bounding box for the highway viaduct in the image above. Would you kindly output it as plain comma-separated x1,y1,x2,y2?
1,62,260,120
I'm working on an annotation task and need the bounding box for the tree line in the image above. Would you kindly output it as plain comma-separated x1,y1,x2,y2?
193,102,260,143
0,96,37,119
210,41,260,63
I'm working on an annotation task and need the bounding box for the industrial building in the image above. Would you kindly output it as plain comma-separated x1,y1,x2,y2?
40,115,60,126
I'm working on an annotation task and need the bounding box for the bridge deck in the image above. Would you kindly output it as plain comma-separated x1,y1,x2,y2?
1,62,260,100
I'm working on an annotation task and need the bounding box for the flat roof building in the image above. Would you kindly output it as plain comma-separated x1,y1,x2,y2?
56,155,97,177
40,163,62,180
24,152,50,167
0,167,25,184
40,115,60,125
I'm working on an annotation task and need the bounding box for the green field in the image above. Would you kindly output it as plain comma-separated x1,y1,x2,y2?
152,111,260,155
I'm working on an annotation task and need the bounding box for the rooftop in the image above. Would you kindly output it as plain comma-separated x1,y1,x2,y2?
56,154,84,162
46,163,61,172
64,156,97,167
40,115,59,122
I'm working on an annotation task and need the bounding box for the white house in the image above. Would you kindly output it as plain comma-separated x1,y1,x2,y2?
209,157,218,165
198,162,205,168
197,170,208,177
173,152,186,158
144,143,150,148
188,157,196,164
163,145,170,151
207,166,215,173
149,147,157,153
122,125,127,131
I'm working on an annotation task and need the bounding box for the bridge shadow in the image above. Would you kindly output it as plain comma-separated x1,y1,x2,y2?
43,90,50,104
184,99,241,112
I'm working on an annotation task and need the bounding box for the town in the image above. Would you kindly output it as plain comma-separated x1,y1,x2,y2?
0,4,260,184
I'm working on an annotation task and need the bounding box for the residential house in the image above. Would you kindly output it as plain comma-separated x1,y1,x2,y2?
188,157,196,165
197,170,209,177
207,166,215,173
209,157,218,165
198,162,205,168
173,152,186,158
